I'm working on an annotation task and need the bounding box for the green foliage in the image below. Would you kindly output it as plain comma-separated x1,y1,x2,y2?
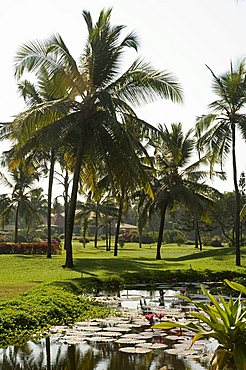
152,280,246,370
0,242,61,255
163,229,187,245
210,235,224,247
0,284,111,347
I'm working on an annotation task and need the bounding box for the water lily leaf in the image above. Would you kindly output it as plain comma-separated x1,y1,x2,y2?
119,347,151,354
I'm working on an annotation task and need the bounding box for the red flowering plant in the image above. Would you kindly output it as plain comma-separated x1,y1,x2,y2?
0,242,62,255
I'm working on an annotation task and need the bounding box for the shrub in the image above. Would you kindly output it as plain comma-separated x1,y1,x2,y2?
0,284,111,347
138,233,154,244
121,231,137,242
210,236,224,247
163,229,187,245
0,242,62,255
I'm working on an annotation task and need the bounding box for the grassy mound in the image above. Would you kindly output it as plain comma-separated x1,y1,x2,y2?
0,283,111,347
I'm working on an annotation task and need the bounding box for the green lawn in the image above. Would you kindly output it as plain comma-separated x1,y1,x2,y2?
0,241,245,298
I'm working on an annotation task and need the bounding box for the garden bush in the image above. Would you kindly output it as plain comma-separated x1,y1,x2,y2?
0,242,62,255
210,236,224,247
0,284,111,347
163,229,187,245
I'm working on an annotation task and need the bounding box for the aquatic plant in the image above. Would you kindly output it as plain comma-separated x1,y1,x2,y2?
152,280,246,370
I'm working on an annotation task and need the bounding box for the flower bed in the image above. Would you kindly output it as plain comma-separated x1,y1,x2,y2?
0,242,62,255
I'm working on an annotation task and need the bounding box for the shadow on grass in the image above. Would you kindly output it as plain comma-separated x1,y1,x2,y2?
165,247,239,262
72,257,185,277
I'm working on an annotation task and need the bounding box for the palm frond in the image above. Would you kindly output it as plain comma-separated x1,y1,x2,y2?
108,58,183,106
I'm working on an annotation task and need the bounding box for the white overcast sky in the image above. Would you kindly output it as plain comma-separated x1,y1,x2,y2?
1,0,246,193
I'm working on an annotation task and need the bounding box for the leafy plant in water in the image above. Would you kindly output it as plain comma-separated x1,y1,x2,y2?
152,280,246,370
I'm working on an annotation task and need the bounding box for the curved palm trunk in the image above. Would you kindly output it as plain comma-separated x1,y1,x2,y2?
156,203,168,260
232,124,241,266
47,150,55,259
14,203,20,243
114,193,124,257
65,143,83,267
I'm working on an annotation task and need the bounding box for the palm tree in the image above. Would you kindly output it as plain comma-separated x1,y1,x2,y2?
0,162,40,243
151,122,218,260
76,195,118,249
12,8,183,267
4,70,69,258
196,61,246,266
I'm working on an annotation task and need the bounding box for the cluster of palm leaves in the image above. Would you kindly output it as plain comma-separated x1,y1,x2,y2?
0,8,246,267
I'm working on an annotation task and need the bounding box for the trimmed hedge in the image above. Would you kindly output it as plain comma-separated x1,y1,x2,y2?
0,242,61,255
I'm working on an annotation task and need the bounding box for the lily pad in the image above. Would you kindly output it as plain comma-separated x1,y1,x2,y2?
87,336,115,343
75,326,102,332
99,331,122,337
102,327,131,333
119,347,152,354
116,338,146,345
136,343,168,349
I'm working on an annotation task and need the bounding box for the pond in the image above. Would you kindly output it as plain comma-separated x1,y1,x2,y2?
0,284,217,369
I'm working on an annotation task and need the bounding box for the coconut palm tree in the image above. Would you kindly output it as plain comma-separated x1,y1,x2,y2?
196,61,246,266
0,161,40,242
12,8,183,267
4,69,69,258
151,122,218,260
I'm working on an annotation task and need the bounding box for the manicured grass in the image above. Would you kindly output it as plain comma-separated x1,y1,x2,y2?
0,241,245,298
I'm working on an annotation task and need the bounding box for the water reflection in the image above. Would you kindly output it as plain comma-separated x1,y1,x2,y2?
0,337,188,370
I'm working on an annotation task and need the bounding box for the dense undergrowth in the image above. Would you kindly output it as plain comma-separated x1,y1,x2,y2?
0,283,111,348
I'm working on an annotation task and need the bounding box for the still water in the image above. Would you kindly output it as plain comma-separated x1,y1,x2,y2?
0,337,191,370
0,286,211,370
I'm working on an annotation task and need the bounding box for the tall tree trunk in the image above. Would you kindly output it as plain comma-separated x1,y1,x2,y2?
65,143,83,267
232,123,241,266
196,220,202,251
195,231,198,249
156,203,167,260
47,150,55,259
105,219,109,251
63,169,69,250
82,217,88,248
138,224,142,248
108,219,112,251
114,193,124,257
94,203,99,248
14,203,19,243
198,229,202,251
